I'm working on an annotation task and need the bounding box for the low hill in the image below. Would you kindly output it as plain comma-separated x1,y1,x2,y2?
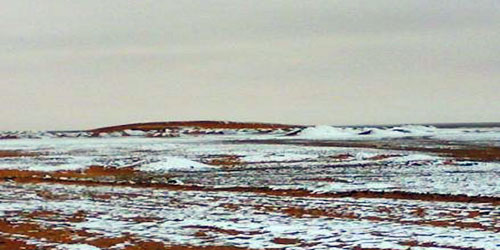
88,121,303,133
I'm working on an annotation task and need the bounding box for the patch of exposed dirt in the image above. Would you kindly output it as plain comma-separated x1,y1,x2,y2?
366,154,402,160
327,153,353,161
86,236,132,248
0,166,143,183
128,216,162,223
0,150,40,158
0,236,46,250
280,206,357,219
54,165,137,179
271,237,301,245
21,210,85,224
432,147,500,161
0,219,91,244
203,155,242,167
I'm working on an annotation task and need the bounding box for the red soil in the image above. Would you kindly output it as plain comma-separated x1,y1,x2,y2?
328,153,353,160
0,236,44,250
367,154,402,160
432,147,500,161
0,166,137,180
0,150,39,158
203,155,242,167
272,237,301,245
55,165,137,178
87,236,132,248
0,219,91,244
21,210,85,224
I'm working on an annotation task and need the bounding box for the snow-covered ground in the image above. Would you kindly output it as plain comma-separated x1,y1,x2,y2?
1,134,499,196
3,124,500,142
0,126,499,249
297,125,500,141
0,182,498,249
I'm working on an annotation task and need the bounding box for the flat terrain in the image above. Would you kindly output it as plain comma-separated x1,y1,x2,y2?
0,122,499,249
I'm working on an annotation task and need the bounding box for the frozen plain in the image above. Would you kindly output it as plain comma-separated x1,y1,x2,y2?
0,123,499,249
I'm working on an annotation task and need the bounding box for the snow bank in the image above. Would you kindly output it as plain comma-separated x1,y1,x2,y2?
137,157,215,173
0,156,92,172
242,153,314,162
354,152,382,160
297,125,356,139
123,129,146,136
296,125,464,140
394,154,440,162
56,244,101,250
3,124,500,141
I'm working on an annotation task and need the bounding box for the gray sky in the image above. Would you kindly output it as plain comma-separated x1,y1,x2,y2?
1,0,499,130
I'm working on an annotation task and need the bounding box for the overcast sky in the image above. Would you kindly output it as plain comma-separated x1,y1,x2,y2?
1,1,499,130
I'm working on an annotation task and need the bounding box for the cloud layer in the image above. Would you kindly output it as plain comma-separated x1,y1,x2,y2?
1,1,499,130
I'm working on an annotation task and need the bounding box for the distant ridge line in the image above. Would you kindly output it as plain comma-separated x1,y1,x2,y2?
42,121,500,133
88,120,305,133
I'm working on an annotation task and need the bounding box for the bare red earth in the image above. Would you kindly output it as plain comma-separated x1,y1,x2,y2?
89,121,301,134
0,150,39,158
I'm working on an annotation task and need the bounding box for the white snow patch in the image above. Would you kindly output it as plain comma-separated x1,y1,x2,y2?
56,244,101,250
395,154,440,162
123,129,146,136
137,157,215,172
296,125,500,140
354,152,381,160
310,182,399,193
297,125,355,139
297,125,435,140
242,153,314,162
0,155,92,172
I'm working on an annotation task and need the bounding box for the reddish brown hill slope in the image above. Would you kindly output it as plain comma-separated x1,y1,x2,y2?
88,121,303,133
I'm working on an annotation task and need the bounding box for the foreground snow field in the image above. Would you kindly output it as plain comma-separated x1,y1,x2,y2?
0,123,499,249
